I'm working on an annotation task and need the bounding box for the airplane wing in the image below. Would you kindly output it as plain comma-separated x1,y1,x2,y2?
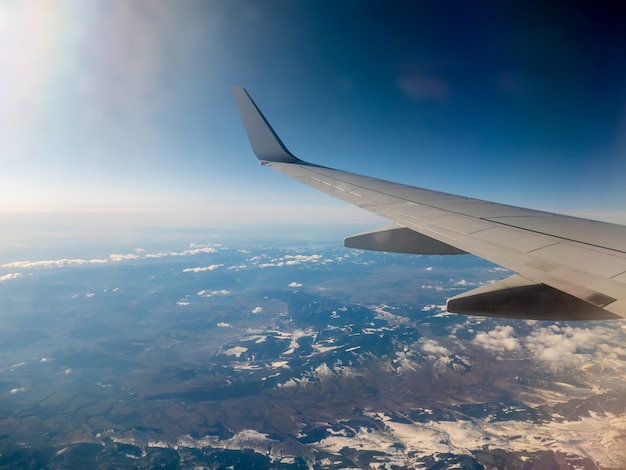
231,85,626,320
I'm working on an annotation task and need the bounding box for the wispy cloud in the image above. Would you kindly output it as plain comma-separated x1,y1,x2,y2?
0,273,22,282
2,243,223,269
197,289,230,297
183,264,222,273
2,259,95,268
110,254,139,261
252,253,330,269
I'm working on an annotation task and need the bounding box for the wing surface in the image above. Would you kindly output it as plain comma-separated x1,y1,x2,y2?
232,85,626,320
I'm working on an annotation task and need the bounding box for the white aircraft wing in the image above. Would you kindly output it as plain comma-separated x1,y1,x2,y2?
232,85,626,320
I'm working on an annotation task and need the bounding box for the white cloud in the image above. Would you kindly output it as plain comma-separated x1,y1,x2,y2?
182,264,222,273
420,284,443,291
420,339,451,356
522,325,625,368
0,243,222,270
259,262,284,268
228,264,247,270
288,281,302,287
145,245,219,259
2,259,87,268
179,246,218,256
473,325,521,354
110,253,139,261
471,323,626,369
224,346,247,358
10,387,26,394
284,254,323,264
0,272,21,282
251,253,330,269
217,322,231,328
197,289,230,297
251,306,263,314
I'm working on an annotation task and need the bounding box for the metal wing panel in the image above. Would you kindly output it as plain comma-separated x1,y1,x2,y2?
265,158,626,319
482,216,626,253
264,159,626,317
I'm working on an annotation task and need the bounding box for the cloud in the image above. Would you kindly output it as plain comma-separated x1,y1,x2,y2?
523,325,626,368
2,259,89,268
217,322,231,328
110,253,139,261
420,339,451,356
284,254,323,264
251,306,263,314
0,272,21,282
288,282,302,287
182,264,223,273
145,246,219,258
259,261,284,268
472,325,521,354
2,243,223,270
224,346,247,358
227,264,247,270
10,387,26,394
252,253,329,268
420,284,443,291
197,289,230,297
471,323,626,370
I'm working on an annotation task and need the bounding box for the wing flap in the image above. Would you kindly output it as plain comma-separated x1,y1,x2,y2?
344,224,467,255
447,275,621,320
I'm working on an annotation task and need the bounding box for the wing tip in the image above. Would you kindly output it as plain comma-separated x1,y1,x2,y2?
231,85,302,164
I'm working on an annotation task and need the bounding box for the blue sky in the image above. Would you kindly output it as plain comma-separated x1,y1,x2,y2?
1,0,625,229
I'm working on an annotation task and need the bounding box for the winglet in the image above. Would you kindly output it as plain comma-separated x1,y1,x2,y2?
231,85,302,164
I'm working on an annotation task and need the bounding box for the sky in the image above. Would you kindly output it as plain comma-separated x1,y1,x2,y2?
1,0,625,231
